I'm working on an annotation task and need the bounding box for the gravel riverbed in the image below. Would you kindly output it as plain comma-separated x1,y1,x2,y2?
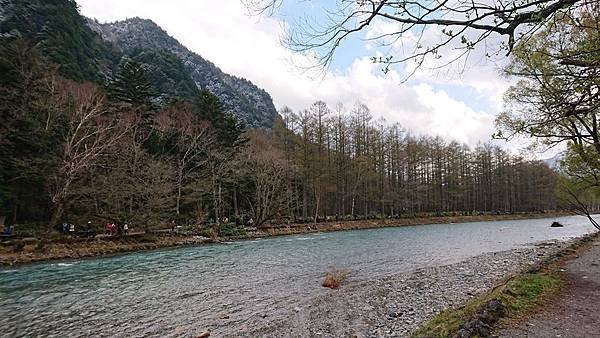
246,238,580,338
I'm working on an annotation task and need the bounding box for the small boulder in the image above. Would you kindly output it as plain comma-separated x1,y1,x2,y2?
196,331,210,338
454,299,505,338
386,308,402,319
550,221,564,228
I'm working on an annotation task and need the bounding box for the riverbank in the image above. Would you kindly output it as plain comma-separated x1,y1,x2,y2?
497,234,600,337
246,233,597,337
0,233,214,266
413,232,599,338
0,211,570,266
245,211,571,238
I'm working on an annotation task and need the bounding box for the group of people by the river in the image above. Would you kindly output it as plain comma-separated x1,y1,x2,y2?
60,221,95,238
61,222,76,234
56,216,252,238
104,222,129,235
60,220,129,237
1,224,15,237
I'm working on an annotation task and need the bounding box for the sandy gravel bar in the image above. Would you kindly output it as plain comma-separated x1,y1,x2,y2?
248,238,584,337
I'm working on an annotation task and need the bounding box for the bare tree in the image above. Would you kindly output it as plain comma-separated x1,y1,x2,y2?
48,81,128,226
69,109,176,229
241,131,296,227
154,103,216,216
246,0,591,72
274,98,559,220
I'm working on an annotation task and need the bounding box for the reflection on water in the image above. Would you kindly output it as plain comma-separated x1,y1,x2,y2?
0,215,596,337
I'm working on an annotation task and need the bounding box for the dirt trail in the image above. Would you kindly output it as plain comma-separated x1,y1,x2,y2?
498,238,600,338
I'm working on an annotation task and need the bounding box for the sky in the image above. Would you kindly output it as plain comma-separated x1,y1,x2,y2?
76,0,543,154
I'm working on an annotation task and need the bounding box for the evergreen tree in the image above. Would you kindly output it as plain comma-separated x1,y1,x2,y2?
195,88,246,149
0,40,62,224
108,58,156,108
128,48,200,103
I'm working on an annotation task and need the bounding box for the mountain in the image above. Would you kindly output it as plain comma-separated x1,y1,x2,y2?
0,0,279,128
0,0,118,82
87,17,279,128
542,152,564,170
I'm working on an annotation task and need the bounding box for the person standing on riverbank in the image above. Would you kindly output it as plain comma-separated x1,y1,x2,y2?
124,223,129,234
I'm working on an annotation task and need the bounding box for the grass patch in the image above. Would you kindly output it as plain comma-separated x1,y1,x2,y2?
412,272,561,338
506,273,561,313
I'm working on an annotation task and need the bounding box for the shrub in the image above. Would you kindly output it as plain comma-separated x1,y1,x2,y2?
218,223,246,237
322,267,350,289
199,227,218,239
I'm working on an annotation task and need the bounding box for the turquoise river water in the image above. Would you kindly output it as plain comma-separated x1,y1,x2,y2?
0,215,597,337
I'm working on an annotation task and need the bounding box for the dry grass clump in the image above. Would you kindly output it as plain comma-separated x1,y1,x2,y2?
322,267,350,289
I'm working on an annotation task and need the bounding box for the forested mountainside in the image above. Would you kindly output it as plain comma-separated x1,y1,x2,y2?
87,17,279,128
0,0,278,128
0,0,118,82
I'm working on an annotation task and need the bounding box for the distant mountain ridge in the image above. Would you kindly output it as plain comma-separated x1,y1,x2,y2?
87,17,279,128
542,152,564,170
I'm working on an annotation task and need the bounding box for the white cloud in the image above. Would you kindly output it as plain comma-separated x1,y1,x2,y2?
363,17,512,110
77,0,505,147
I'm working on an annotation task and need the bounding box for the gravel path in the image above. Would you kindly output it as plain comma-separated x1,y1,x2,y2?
246,239,579,338
497,238,600,338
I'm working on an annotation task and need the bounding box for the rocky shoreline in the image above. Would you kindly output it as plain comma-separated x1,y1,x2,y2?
246,236,590,337
0,212,569,266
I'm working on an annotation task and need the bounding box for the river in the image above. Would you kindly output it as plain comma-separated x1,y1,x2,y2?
0,215,596,337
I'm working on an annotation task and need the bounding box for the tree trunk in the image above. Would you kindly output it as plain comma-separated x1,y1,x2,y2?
211,167,218,223
50,202,63,230
176,166,183,215
314,192,320,224
233,188,239,220
302,184,308,220
218,182,222,222
175,165,183,216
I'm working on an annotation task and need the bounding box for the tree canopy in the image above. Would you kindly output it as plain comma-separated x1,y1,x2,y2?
495,3,600,228
496,4,600,149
